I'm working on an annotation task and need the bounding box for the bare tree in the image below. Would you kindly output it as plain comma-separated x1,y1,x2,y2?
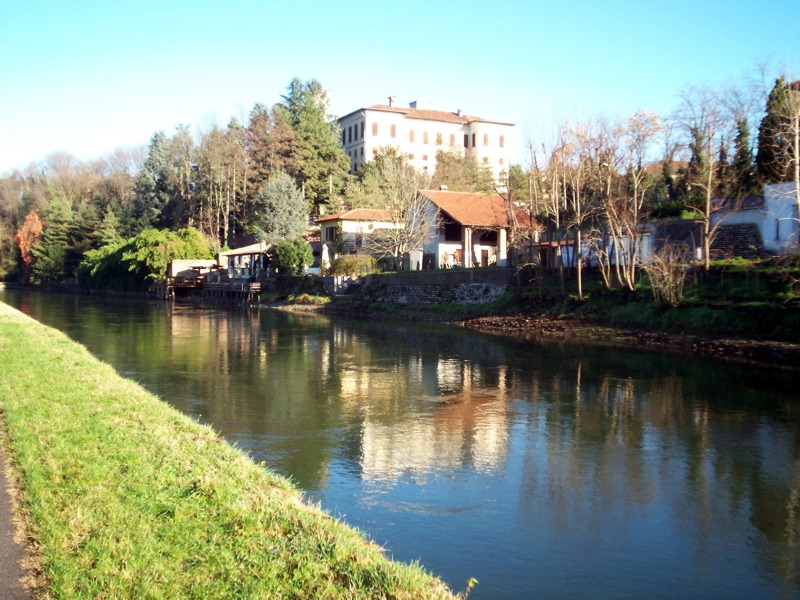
675,85,731,271
364,154,439,271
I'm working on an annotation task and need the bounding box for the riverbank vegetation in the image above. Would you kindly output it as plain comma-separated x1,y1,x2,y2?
0,302,453,598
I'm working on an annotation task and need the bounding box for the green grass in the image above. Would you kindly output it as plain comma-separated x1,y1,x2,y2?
0,302,453,599
286,293,331,305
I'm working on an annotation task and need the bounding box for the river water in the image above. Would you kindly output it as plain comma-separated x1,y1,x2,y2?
2,290,800,599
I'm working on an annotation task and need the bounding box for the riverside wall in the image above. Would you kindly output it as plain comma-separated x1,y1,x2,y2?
359,269,515,305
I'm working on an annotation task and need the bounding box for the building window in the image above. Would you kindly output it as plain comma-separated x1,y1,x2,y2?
436,132,442,145
360,122,364,139
450,134,455,146
483,133,488,146
372,147,377,155
443,220,461,242
348,127,352,144
360,147,364,156
325,227,336,242
371,122,377,136
423,131,429,144
472,133,476,147
390,124,396,138
499,135,505,148
408,153,414,160
423,154,428,161
341,131,346,145
499,158,504,165
410,130,415,142
464,134,469,148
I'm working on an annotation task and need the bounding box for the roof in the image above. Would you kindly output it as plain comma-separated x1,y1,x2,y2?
421,190,536,229
218,242,270,257
316,208,394,223
338,104,513,127
712,195,766,212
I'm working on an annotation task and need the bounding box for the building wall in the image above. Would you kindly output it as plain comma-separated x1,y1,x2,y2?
710,183,799,254
339,106,512,184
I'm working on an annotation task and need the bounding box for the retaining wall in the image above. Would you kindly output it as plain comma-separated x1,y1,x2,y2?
359,269,514,305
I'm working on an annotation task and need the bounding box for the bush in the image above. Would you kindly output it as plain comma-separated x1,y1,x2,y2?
642,245,691,308
273,238,313,275
324,255,376,277
286,293,330,305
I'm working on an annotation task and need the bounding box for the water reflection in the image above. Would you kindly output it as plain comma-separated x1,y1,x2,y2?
2,290,800,599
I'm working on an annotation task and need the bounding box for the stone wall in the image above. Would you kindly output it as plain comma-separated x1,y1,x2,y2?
359,269,514,305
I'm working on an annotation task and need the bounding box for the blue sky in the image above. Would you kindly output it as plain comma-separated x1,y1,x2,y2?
2,0,799,174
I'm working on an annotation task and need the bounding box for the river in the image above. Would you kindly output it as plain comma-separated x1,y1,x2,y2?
2,289,799,599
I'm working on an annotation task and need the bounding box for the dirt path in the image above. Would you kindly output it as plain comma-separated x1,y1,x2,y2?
0,443,32,599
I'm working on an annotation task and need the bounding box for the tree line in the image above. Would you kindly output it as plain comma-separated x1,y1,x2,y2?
0,71,798,291
503,73,800,302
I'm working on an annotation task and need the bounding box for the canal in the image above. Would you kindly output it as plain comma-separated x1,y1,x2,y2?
2,290,799,599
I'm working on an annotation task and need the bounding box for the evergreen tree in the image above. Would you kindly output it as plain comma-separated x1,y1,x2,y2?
275,79,349,211
731,118,756,197
685,126,708,208
756,76,792,185
244,103,298,203
97,208,123,247
132,131,173,231
715,137,730,198
31,198,72,283
250,171,308,245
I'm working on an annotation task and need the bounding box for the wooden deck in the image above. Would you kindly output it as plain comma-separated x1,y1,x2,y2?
167,278,263,303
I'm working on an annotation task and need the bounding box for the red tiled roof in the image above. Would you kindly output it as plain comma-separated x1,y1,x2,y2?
365,105,475,124
316,208,393,223
421,190,536,229
339,105,513,127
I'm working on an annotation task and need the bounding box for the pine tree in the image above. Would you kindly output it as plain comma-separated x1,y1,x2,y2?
756,76,792,185
715,137,730,198
132,131,173,232
31,198,72,283
275,79,349,211
731,118,756,197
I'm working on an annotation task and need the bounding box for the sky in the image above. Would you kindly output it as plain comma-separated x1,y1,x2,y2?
2,0,800,175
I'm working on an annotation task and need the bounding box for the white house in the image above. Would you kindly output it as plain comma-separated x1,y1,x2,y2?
420,189,537,269
711,182,799,254
317,208,401,260
337,98,513,185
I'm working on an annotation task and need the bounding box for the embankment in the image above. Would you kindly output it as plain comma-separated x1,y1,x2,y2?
0,302,453,598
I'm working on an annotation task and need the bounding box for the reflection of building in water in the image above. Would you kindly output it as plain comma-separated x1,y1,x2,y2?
355,357,511,483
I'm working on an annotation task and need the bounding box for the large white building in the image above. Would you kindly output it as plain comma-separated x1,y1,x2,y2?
338,98,513,184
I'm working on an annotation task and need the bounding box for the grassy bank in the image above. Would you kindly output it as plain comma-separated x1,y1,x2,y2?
0,302,453,598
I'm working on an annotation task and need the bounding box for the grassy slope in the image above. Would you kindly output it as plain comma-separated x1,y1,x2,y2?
0,302,452,599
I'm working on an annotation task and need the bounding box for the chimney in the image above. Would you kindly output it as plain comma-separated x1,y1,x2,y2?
388,96,395,107
456,109,462,117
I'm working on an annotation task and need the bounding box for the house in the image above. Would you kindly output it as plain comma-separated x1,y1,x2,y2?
710,183,799,255
216,242,271,281
420,189,538,269
316,208,400,262
337,98,513,184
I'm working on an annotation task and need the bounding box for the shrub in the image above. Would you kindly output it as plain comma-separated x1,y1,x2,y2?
643,245,691,308
272,238,313,275
286,293,330,305
324,255,376,277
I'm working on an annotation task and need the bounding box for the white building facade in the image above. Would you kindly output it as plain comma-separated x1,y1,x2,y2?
710,182,799,254
338,98,513,185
